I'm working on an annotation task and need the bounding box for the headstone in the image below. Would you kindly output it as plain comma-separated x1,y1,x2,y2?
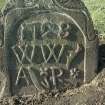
0,0,98,97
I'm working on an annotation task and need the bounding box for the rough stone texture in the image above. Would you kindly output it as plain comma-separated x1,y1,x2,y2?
0,11,10,98
0,12,4,46
0,0,98,98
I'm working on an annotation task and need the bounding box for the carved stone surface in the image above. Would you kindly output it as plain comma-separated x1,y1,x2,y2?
0,0,98,97
0,12,10,98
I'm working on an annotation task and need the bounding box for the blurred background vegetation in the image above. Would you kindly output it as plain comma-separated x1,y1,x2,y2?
0,0,5,9
0,0,105,36
84,0,105,36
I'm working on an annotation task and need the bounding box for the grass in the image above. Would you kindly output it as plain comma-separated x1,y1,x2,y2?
0,0,5,9
84,0,105,35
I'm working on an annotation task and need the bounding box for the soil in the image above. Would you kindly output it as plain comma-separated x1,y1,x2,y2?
0,44,105,105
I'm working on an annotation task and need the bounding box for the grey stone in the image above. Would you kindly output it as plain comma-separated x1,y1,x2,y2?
0,0,98,97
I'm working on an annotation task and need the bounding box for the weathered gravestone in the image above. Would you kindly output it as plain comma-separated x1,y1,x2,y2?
0,0,98,97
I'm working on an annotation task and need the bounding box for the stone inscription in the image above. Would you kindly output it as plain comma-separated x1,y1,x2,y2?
12,19,83,90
